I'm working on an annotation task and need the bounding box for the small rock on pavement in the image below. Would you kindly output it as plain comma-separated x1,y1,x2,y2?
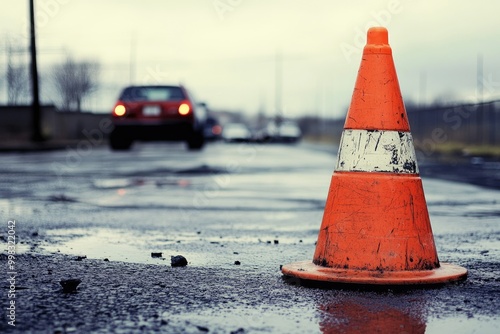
171,255,188,267
151,252,163,258
197,326,209,332
60,279,82,293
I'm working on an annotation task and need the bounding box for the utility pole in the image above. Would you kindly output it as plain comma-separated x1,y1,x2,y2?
274,49,283,125
129,34,136,84
476,53,484,145
418,71,426,108
29,0,44,142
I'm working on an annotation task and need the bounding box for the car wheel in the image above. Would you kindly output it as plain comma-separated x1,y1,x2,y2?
187,131,205,151
109,131,133,150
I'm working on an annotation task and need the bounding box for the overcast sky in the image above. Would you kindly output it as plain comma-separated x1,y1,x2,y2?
1,0,500,118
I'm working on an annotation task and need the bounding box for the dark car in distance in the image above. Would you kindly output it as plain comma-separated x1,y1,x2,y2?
255,120,302,144
109,85,206,150
203,115,222,141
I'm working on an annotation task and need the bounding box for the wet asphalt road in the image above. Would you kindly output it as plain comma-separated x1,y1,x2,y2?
0,141,499,333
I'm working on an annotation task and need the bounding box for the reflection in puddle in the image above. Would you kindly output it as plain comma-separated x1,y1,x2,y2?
318,299,425,333
317,295,498,334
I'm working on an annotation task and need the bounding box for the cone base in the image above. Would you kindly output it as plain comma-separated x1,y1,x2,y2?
282,261,467,286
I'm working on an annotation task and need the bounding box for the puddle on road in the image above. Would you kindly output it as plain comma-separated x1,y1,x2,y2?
93,178,134,189
38,228,215,265
31,228,500,334
36,227,310,267
317,297,499,334
163,306,319,333
426,316,498,334
92,177,194,190
2,242,31,255
159,305,499,334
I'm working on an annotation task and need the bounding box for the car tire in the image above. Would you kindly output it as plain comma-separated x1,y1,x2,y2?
109,131,133,151
187,130,205,151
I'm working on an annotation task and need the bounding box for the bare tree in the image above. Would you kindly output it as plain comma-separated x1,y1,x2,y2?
7,62,29,104
6,44,29,105
52,56,100,112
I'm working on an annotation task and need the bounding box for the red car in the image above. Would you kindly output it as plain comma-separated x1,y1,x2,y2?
109,85,206,150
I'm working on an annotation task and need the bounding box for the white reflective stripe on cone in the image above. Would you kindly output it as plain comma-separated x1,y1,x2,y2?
335,129,419,174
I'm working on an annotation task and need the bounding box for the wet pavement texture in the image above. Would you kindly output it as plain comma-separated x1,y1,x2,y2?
1,142,499,333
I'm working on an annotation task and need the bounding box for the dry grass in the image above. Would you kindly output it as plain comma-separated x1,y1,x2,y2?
415,142,500,160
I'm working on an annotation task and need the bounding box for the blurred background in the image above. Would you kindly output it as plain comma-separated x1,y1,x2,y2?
0,0,499,157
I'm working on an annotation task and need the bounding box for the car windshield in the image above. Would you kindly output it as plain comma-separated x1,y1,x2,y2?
119,86,185,102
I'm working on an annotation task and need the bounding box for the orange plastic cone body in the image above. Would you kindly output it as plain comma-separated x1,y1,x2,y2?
281,27,467,285
344,27,410,132
313,172,439,271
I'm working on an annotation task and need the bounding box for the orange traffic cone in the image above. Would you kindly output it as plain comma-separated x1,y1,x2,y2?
281,27,467,285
